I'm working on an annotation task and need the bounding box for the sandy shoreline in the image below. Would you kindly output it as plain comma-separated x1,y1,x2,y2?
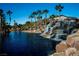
22,30,41,33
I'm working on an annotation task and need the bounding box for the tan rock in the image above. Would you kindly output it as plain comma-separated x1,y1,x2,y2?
53,30,79,56
56,41,68,53
53,52,65,56
65,47,77,56
66,37,75,47
74,41,79,50
73,50,79,56
66,31,79,47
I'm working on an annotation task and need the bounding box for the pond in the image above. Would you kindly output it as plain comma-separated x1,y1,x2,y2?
0,31,60,56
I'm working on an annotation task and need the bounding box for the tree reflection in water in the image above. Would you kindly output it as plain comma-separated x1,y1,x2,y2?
0,32,9,55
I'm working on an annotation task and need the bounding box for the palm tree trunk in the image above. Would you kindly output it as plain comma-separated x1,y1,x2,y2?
34,17,37,31
44,14,47,28
59,11,61,16
45,14,47,19
0,16,2,30
9,16,11,25
31,18,32,31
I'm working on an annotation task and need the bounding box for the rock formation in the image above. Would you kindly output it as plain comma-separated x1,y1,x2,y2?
65,47,77,56
56,41,68,53
53,30,79,56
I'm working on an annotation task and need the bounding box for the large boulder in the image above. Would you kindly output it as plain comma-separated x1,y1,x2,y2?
73,50,79,56
56,41,68,53
66,36,75,47
53,30,79,56
66,31,79,50
66,30,79,47
65,47,77,56
74,41,79,50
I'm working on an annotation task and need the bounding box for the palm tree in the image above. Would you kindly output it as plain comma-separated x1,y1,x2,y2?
32,11,37,22
13,20,17,31
0,9,6,30
36,10,43,29
0,9,9,34
43,9,49,26
37,15,42,30
7,10,12,25
29,15,33,22
37,10,42,17
55,4,64,16
43,9,49,19
32,11,38,30
49,14,56,19
0,9,3,29
37,10,43,21
29,15,34,30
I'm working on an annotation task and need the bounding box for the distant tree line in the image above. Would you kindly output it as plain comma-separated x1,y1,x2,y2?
0,4,64,32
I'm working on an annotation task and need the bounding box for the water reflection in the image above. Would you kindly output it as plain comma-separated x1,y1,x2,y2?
0,31,59,56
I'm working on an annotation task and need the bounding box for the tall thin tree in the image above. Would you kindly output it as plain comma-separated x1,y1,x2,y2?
29,15,33,30
7,10,12,25
43,9,49,26
37,10,43,29
0,9,6,30
55,4,64,16
0,9,3,29
43,9,49,19
32,11,38,30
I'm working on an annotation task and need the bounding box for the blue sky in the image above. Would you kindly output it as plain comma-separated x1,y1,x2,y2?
0,3,79,25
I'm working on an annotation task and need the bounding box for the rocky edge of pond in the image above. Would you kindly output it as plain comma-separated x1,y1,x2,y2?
50,30,79,56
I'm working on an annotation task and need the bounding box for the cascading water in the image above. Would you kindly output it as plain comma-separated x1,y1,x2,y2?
41,23,51,35
41,17,68,41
